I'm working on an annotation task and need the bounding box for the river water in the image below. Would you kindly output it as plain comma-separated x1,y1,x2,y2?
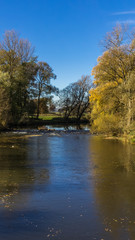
0,132,135,240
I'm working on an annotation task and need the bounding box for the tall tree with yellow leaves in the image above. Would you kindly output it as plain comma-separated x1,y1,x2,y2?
90,25,135,135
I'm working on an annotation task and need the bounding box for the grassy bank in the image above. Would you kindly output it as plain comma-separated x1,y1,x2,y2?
7,113,89,128
40,113,88,122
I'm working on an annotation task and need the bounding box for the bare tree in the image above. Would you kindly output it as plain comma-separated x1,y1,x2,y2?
59,75,92,121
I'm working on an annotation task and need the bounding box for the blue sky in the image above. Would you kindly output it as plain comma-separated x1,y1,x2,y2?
0,0,135,89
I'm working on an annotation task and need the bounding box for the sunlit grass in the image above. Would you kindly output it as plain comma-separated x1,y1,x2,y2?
38,113,61,121
29,112,89,124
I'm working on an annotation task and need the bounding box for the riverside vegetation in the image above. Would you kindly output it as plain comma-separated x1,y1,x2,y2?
90,25,135,142
0,25,135,142
0,30,57,128
0,30,90,128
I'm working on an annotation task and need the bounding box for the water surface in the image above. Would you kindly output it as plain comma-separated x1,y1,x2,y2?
0,133,135,240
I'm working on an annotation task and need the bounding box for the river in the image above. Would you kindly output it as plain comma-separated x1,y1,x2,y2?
0,130,135,240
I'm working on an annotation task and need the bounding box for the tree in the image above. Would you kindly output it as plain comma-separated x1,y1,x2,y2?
34,61,56,118
0,71,11,126
39,98,49,114
59,75,92,121
0,30,37,125
72,76,92,121
90,24,135,135
48,97,56,112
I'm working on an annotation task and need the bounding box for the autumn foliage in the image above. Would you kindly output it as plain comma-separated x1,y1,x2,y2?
90,25,135,135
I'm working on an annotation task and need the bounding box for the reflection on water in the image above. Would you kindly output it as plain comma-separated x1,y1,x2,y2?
0,134,135,240
90,137,135,240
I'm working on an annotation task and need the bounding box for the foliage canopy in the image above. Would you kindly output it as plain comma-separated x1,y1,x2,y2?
90,24,135,135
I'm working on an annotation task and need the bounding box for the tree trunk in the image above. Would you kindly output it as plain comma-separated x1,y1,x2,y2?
127,97,131,129
37,96,40,119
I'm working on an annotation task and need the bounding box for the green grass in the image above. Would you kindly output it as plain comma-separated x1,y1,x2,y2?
39,113,61,121
28,113,89,126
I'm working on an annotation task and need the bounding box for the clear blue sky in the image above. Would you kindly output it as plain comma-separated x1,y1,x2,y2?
0,0,135,89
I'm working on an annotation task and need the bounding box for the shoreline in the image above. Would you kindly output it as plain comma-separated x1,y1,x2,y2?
0,127,134,144
0,128,91,138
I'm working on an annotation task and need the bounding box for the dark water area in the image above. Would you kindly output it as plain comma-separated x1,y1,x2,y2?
0,132,135,240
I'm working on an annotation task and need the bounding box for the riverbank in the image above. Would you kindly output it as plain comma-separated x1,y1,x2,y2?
0,127,90,138
1,125,135,144
6,114,89,128
102,133,135,144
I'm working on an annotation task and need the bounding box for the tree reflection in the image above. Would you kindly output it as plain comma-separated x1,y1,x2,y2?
90,136,135,240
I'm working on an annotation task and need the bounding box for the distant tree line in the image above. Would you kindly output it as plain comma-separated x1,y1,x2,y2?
90,25,135,136
0,30,56,127
28,97,56,117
